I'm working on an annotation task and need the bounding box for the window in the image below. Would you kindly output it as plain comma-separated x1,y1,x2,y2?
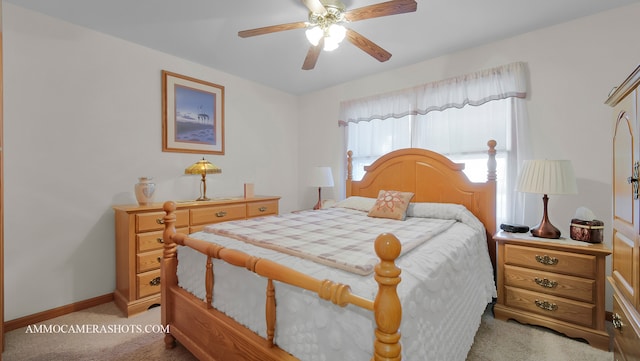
340,63,531,225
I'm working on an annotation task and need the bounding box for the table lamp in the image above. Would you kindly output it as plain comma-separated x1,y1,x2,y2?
185,158,222,201
310,166,334,210
515,160,578,238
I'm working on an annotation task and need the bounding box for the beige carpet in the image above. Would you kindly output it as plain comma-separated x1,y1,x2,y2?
3,302,611,361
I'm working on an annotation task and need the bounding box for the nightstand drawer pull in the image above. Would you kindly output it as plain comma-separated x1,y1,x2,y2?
534,299,557,311
534,277,558,288
535,255,558,265
157,238,164,244
612,313,624,330
157,257,161,263
149,277,161,286
156,218,165,225
216,211,227,217
258,207,267,212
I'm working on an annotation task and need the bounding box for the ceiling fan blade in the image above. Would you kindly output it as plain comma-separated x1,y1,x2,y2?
344,0,417,22
302,39,324,70
238,21,308,38
301,0,327,15
345,28,391,62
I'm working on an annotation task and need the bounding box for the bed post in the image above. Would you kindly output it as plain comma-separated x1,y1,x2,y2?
487,140,497,182
372,233,402,361
161,201,178,349
346,150,353,197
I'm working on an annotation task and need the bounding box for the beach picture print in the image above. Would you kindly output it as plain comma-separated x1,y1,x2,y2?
162,70,225,154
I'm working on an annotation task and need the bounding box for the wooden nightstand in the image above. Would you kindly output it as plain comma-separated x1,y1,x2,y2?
113,196,280,317
493,231,611,350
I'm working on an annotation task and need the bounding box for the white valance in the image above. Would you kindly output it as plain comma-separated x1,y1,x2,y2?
339,62,528,124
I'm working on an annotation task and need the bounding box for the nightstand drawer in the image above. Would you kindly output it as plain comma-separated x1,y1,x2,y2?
247,200,279,217
504,265,595,303
137,270,161,299
504,286,595,328
137,250,163,273
136,210,189,232
190,204,246,226
504,244,596,279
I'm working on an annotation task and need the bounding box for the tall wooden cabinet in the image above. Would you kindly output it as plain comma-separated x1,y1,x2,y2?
607,65,640,361
113,196,280,317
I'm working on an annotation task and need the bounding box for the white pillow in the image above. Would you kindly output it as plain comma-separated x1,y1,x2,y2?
332,196,377,212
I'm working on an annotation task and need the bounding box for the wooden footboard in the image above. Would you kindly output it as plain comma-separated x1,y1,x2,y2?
161,201,403,361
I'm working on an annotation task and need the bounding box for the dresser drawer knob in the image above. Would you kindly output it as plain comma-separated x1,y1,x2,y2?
259,207,267,212
612,313,624,330
216,211,227,217
156,218,165,225
535,255,558,265
156,238,164,244
157,257,162,263
149,277,161,286
534,277,558,288
534,299,557,311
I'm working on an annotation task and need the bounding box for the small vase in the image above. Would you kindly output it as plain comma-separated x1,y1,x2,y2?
135,177,156,206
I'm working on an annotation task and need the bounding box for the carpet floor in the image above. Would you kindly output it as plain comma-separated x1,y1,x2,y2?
2,302,612,360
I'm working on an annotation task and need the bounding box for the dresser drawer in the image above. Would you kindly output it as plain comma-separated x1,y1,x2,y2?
190,204,246,226
136,250,163,273
504,265,595,303
136,210,189,232
504,286,595,328
247,200,279,217
504,244,596,279
137,270,161,299
137,227,189,252
612,292,640,361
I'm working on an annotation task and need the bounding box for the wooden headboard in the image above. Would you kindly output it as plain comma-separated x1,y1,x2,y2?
346,140,497,267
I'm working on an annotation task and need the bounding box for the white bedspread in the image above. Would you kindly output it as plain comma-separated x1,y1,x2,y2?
204,207,455,275
177,202,496,361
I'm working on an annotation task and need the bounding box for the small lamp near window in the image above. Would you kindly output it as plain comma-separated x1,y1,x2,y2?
310,166,334,210
185,158,222,201
516,160,578,238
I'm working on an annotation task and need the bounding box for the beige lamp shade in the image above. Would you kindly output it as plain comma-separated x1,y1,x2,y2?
516,160,578,195
185,158,221,201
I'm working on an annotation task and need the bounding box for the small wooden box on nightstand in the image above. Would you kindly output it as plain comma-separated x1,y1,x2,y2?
493,231,611,350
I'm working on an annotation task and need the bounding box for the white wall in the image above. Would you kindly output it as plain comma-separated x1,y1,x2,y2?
3,3,299,320
299,3,640,311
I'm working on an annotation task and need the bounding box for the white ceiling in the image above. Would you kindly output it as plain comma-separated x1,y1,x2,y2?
5,0,640,94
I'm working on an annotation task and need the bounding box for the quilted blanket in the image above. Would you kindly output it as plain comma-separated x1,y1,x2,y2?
203,207,455,275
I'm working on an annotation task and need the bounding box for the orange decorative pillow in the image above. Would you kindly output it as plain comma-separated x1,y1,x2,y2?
368,190,414,220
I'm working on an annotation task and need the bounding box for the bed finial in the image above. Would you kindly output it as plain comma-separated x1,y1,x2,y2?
372,233,402,361
487,140,497,182
347,150,353,181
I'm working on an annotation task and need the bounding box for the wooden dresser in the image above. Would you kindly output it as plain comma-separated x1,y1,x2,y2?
493,231,611,350
607,65,640,361
113,196,280,317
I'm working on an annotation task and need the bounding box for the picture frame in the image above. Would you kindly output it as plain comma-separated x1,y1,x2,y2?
162,70,225,154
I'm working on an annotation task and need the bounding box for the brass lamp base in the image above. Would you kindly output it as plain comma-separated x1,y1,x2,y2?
531,194,561,239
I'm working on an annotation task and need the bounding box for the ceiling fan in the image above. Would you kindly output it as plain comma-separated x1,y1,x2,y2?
238,0,418,70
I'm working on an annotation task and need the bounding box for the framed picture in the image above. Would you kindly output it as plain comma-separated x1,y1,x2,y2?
162,70,225,154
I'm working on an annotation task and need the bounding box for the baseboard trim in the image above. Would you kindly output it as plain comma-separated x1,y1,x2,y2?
3,293,114,332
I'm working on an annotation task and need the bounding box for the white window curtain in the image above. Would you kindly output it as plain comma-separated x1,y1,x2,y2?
339,62,532,225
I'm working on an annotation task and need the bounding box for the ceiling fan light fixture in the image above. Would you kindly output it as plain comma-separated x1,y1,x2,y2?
328,23,346,43
305,26,324,46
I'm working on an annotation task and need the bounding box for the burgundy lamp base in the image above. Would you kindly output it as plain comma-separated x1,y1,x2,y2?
531,194,561,239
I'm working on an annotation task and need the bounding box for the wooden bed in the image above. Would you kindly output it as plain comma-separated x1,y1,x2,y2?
160,140,497,361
